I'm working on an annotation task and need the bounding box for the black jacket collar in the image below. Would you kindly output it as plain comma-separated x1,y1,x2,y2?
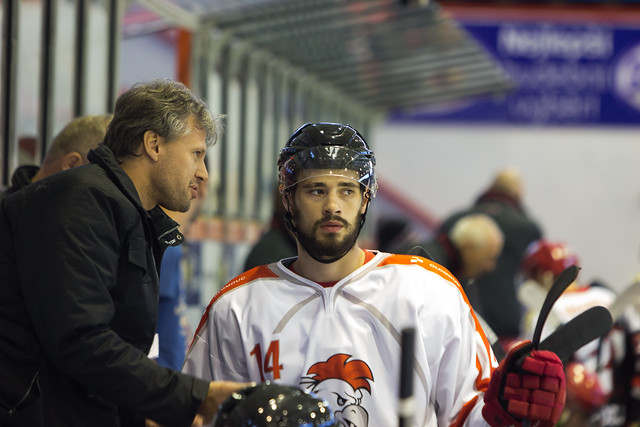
88,144,183,248
476,190,523,213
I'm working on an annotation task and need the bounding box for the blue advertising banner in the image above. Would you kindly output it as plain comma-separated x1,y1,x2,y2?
390,20,640,125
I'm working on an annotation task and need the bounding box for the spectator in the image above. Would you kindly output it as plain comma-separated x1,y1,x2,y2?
439,167,543,341
375,217,414,253
157,184,208,371
243,185,297,271
0,114,112,200
402,213,503,286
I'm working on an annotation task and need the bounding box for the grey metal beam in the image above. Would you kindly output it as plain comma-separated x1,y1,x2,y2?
291,45,489,83
360,78,510,109
212,0,412,33
39,0,58,159
1,0,19,185
328,55,507,92
74,0,90,117
138,0,203,29
137,0,511,118
221,4,442,43
106,0,123,112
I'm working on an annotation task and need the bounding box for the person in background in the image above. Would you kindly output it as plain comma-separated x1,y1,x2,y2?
518,240,623,427
402,213,504,287
0,114,113,200
157,184,208,371
0,115,113,426
243,185,297,271
375,217,414,253
612,292,640,427
0,79,246,427
184,122,567,427
439,167,543,343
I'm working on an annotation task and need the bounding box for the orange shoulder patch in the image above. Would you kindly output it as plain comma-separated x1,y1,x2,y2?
378,253,462,288
189,265,278,347
214,265,278,303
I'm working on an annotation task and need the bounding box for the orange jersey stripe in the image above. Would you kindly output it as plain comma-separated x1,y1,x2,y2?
380,254,495,392
450,395,480,427
188,265,278,352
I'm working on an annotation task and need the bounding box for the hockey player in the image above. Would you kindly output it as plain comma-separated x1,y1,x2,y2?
519,240,615,340
184,122,567,426
519,240,633,427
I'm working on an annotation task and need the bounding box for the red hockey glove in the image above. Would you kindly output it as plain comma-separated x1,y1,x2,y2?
482,340,566,427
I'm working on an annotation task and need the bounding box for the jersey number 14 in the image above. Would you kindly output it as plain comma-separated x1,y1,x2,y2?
250,340,283,381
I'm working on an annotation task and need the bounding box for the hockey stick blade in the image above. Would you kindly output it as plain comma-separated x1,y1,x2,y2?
539,305,613,363
398,327,416,427
532,265,580,348
517,280,562,334
407,245,435,261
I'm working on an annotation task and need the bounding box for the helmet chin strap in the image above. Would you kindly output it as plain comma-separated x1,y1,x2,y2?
283,192,371,265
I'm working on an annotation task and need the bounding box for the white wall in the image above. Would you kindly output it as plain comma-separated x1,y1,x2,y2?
372,122,640,291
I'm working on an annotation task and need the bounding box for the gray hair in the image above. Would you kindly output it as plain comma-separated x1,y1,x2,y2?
104,79,222,160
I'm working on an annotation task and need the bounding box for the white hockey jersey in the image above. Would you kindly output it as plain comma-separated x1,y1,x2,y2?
183,251,496,426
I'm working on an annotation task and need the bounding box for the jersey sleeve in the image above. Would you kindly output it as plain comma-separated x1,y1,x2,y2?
423,277,496,426
183,288,250,382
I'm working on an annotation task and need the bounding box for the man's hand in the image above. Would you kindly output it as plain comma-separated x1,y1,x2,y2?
194,381,251,426
482,340,566,427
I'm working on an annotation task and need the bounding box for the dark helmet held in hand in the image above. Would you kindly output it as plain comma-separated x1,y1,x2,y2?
213,381,338,427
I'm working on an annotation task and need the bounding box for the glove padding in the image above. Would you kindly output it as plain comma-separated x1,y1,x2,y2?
482,340,566,427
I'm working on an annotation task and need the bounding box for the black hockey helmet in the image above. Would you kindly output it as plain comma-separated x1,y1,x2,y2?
277,122,377,197
213,382,338,427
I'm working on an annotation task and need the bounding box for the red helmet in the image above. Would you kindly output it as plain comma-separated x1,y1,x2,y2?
565,361,609,410
521,239,580,279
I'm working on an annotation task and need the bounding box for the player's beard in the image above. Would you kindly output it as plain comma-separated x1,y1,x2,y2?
293,212,362,264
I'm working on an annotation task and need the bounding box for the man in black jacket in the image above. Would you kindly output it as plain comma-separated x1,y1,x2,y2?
0,79,245,427
439,167,543,345
406,213,504,286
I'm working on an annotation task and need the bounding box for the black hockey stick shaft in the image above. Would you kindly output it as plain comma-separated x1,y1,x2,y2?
539,305,613,362
531,265,580,348
522,265,579,427
476,314,506,362
399,327,416,427
522,304,610,427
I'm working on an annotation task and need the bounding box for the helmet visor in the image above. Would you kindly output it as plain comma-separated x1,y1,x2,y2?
279,145,377,196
